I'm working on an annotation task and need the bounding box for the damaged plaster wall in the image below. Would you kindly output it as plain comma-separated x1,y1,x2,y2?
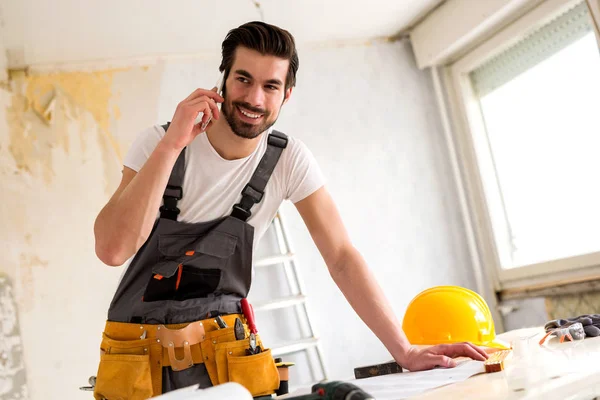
0,65,163,399
6,70,123,190
0,276,27,399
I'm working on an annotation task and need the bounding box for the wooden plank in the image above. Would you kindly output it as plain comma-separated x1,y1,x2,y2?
484,350,512,373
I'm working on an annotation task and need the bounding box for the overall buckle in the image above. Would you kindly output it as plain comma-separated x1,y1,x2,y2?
231,204,252,221
164,185,183,200
242,183,263,203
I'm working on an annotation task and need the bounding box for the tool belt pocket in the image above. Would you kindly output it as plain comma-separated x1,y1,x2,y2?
227,348,280,397
211,335,279,397
143,231,237,302
94,334,157,400
94,353,153,400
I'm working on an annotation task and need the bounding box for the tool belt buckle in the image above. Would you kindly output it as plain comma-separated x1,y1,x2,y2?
156,322,206,371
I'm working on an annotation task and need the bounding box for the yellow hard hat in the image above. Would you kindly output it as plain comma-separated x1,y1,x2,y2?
402,286,510,350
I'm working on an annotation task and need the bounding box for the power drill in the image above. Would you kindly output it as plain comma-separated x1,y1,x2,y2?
284,381,374,400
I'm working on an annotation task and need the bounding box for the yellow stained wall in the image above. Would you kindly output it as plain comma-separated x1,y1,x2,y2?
7,69,123,191
0,64,163,399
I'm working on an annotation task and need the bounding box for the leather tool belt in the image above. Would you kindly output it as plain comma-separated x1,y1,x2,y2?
93,314,280,399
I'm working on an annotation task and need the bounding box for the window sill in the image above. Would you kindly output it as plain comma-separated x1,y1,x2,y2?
499,274,600,301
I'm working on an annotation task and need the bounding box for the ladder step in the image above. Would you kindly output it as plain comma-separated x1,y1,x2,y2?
254,252,295,267
253,209,328,380
253,295,306,311
272,337,320,357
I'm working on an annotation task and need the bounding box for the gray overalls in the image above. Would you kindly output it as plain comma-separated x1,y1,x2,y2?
106,123,288,392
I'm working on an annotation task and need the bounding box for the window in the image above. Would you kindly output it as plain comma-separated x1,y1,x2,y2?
448,0,600,286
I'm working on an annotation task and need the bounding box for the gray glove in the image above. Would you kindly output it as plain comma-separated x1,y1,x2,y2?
544,314,600,338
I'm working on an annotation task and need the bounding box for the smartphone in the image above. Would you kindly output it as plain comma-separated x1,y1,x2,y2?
199,71,225,131
215,70,225,99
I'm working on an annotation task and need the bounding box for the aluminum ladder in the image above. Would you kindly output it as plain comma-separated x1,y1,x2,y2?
252,210,328,383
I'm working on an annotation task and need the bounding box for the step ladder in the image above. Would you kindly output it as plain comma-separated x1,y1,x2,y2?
252,210,328,383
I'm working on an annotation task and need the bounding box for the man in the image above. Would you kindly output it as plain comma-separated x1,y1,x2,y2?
93,21,487,398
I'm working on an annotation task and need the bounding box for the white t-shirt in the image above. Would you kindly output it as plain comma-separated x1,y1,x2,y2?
123,125,325,248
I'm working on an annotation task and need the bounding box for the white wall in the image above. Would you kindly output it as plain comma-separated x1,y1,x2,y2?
0,39,475,398
0,33,7,83
0,0,440,67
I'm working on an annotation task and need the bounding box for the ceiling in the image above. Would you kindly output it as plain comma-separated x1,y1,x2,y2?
0,0,443,68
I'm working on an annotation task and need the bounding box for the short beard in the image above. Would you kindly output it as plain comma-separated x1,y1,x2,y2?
222,101,276,140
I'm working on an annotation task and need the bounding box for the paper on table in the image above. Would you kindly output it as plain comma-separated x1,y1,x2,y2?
280,360,485,399
350,360,486,400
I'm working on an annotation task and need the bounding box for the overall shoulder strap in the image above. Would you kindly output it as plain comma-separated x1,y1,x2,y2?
231,130,288,221
159,122,186,220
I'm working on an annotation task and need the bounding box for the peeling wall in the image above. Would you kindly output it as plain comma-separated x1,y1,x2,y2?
6,70,123,192
0,276,27,400
0,64,163,399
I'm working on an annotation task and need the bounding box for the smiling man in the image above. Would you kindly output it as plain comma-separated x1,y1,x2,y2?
92,21,487,398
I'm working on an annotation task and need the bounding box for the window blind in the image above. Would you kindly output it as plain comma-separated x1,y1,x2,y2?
470,1,595,97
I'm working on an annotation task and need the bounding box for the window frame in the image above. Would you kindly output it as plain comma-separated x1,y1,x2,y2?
442,0,600,292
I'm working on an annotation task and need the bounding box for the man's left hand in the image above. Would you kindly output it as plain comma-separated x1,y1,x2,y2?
398,342,489,372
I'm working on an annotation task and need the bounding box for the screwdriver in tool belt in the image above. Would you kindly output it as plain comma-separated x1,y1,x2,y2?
241,298,260,354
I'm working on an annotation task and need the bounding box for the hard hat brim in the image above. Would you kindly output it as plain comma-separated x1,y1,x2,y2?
483,337,511,350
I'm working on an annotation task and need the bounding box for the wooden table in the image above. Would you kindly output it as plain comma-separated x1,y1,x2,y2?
413,327,600,399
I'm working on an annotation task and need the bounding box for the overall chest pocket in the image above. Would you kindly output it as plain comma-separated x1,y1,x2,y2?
143,231,237,302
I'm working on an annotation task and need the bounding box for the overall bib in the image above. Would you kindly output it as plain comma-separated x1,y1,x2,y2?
93,124,288,399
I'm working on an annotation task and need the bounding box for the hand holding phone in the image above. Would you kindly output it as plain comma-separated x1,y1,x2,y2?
200,72,225,131
163,81,224,151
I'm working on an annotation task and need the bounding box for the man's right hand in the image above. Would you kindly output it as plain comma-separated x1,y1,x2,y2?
162,88,224,151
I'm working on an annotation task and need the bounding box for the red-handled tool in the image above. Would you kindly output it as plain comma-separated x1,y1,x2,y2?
241,298,261,354
241,298,257,333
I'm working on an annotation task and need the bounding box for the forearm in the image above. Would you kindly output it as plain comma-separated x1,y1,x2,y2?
94,141,181,265
328,246,412,362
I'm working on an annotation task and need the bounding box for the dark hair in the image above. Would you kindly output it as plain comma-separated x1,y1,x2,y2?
220,21,299,90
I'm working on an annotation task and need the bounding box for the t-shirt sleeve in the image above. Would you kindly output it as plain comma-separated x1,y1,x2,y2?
285,138,326,203
123,125,166,172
